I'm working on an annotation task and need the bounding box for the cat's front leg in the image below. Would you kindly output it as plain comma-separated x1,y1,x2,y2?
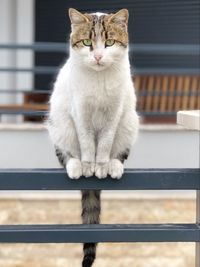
95,129,116,179
78,130,96,177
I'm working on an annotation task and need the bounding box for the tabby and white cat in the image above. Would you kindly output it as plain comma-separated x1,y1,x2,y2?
48,8,139,267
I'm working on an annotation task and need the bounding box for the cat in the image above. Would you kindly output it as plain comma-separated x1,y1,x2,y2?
47,8,139,267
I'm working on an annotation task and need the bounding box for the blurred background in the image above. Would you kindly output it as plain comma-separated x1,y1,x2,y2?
0,0,199,267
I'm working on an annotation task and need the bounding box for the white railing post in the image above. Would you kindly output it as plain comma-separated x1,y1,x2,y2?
196,190,200,267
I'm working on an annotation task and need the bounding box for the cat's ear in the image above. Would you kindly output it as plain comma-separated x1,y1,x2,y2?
68,8,89,25
109,9,129,25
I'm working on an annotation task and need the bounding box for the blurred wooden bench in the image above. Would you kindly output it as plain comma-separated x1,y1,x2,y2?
0,75,199,123
0,93,49,121
135,75,200,123
0,104,48,111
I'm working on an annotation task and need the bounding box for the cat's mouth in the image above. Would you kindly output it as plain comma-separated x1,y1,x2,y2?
88,60,108,71
96,62,104,67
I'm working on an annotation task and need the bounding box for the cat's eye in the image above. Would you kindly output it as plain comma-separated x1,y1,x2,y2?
82,39,92,46
105,39,115,47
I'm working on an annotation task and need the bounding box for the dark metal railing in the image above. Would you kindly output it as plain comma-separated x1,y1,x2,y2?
0,43,199,55
0,43,199,75
0,168,199,190
0,168,199,267
0,110,177,117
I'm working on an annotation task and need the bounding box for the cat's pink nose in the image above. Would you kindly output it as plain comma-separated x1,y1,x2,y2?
94,54,103,62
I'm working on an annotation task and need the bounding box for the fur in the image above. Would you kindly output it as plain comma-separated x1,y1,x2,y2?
47,8,139,267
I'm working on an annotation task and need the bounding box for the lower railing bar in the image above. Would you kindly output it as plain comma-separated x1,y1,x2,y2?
196,190,200,267
0,89,50,94
0,169,199,190
138,90,200,97
139,111,176,116
0,110,47,116
0,110,179,118
1,89,200,97
0,224,199,243
0,110,178,117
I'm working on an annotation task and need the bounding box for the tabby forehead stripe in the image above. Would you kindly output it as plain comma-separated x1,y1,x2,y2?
91,15,98,37
89,15,98,50
100,15,107,39
101,18,107,39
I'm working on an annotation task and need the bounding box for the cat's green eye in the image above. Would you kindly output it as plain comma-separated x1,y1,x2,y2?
82,39,92,46
105,39,115,47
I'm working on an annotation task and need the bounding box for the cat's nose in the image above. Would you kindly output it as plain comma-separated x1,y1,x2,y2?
94,54,103,62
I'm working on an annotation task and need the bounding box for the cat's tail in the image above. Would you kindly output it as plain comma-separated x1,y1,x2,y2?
81,190,101,267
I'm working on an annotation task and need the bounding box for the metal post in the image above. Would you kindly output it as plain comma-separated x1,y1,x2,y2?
196,190,200,267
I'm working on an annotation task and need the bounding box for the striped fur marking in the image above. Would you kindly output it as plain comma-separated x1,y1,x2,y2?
70,11,128,49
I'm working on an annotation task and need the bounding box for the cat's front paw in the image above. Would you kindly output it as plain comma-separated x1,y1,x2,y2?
109,159,124,179
66,158,82,179
95,162,109,179
82,162,95,177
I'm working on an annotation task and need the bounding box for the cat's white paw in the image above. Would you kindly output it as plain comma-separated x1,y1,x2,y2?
82,162,95,177
66,158,82,179
95,162,109,179
109,159,124,179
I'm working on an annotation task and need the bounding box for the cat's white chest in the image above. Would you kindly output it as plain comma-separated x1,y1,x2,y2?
72,70,121,105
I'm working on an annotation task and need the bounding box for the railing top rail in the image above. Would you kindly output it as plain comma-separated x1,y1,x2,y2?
0,168,199,190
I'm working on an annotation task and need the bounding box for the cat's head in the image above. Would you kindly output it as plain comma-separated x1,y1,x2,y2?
69,8,129,71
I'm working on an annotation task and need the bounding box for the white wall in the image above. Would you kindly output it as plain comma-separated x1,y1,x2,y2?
0,125,199,169
0,0,17,106
15,0,35,92
0,0,34,122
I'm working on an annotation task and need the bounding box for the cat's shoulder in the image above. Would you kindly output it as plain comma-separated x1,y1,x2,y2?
57,59,70,77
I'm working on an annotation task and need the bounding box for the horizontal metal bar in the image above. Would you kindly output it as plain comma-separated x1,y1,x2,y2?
0,67,58,74
0,224,199,243
0,42,67,52
0,169,199,190
1,67,199,75
139,111,176,116
132,44,200,56
0,110,178,116
0,43,199,56
1,89,200,97
0,110,47,116
0,89,50,94
138,90,200,97
133,68,200,75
